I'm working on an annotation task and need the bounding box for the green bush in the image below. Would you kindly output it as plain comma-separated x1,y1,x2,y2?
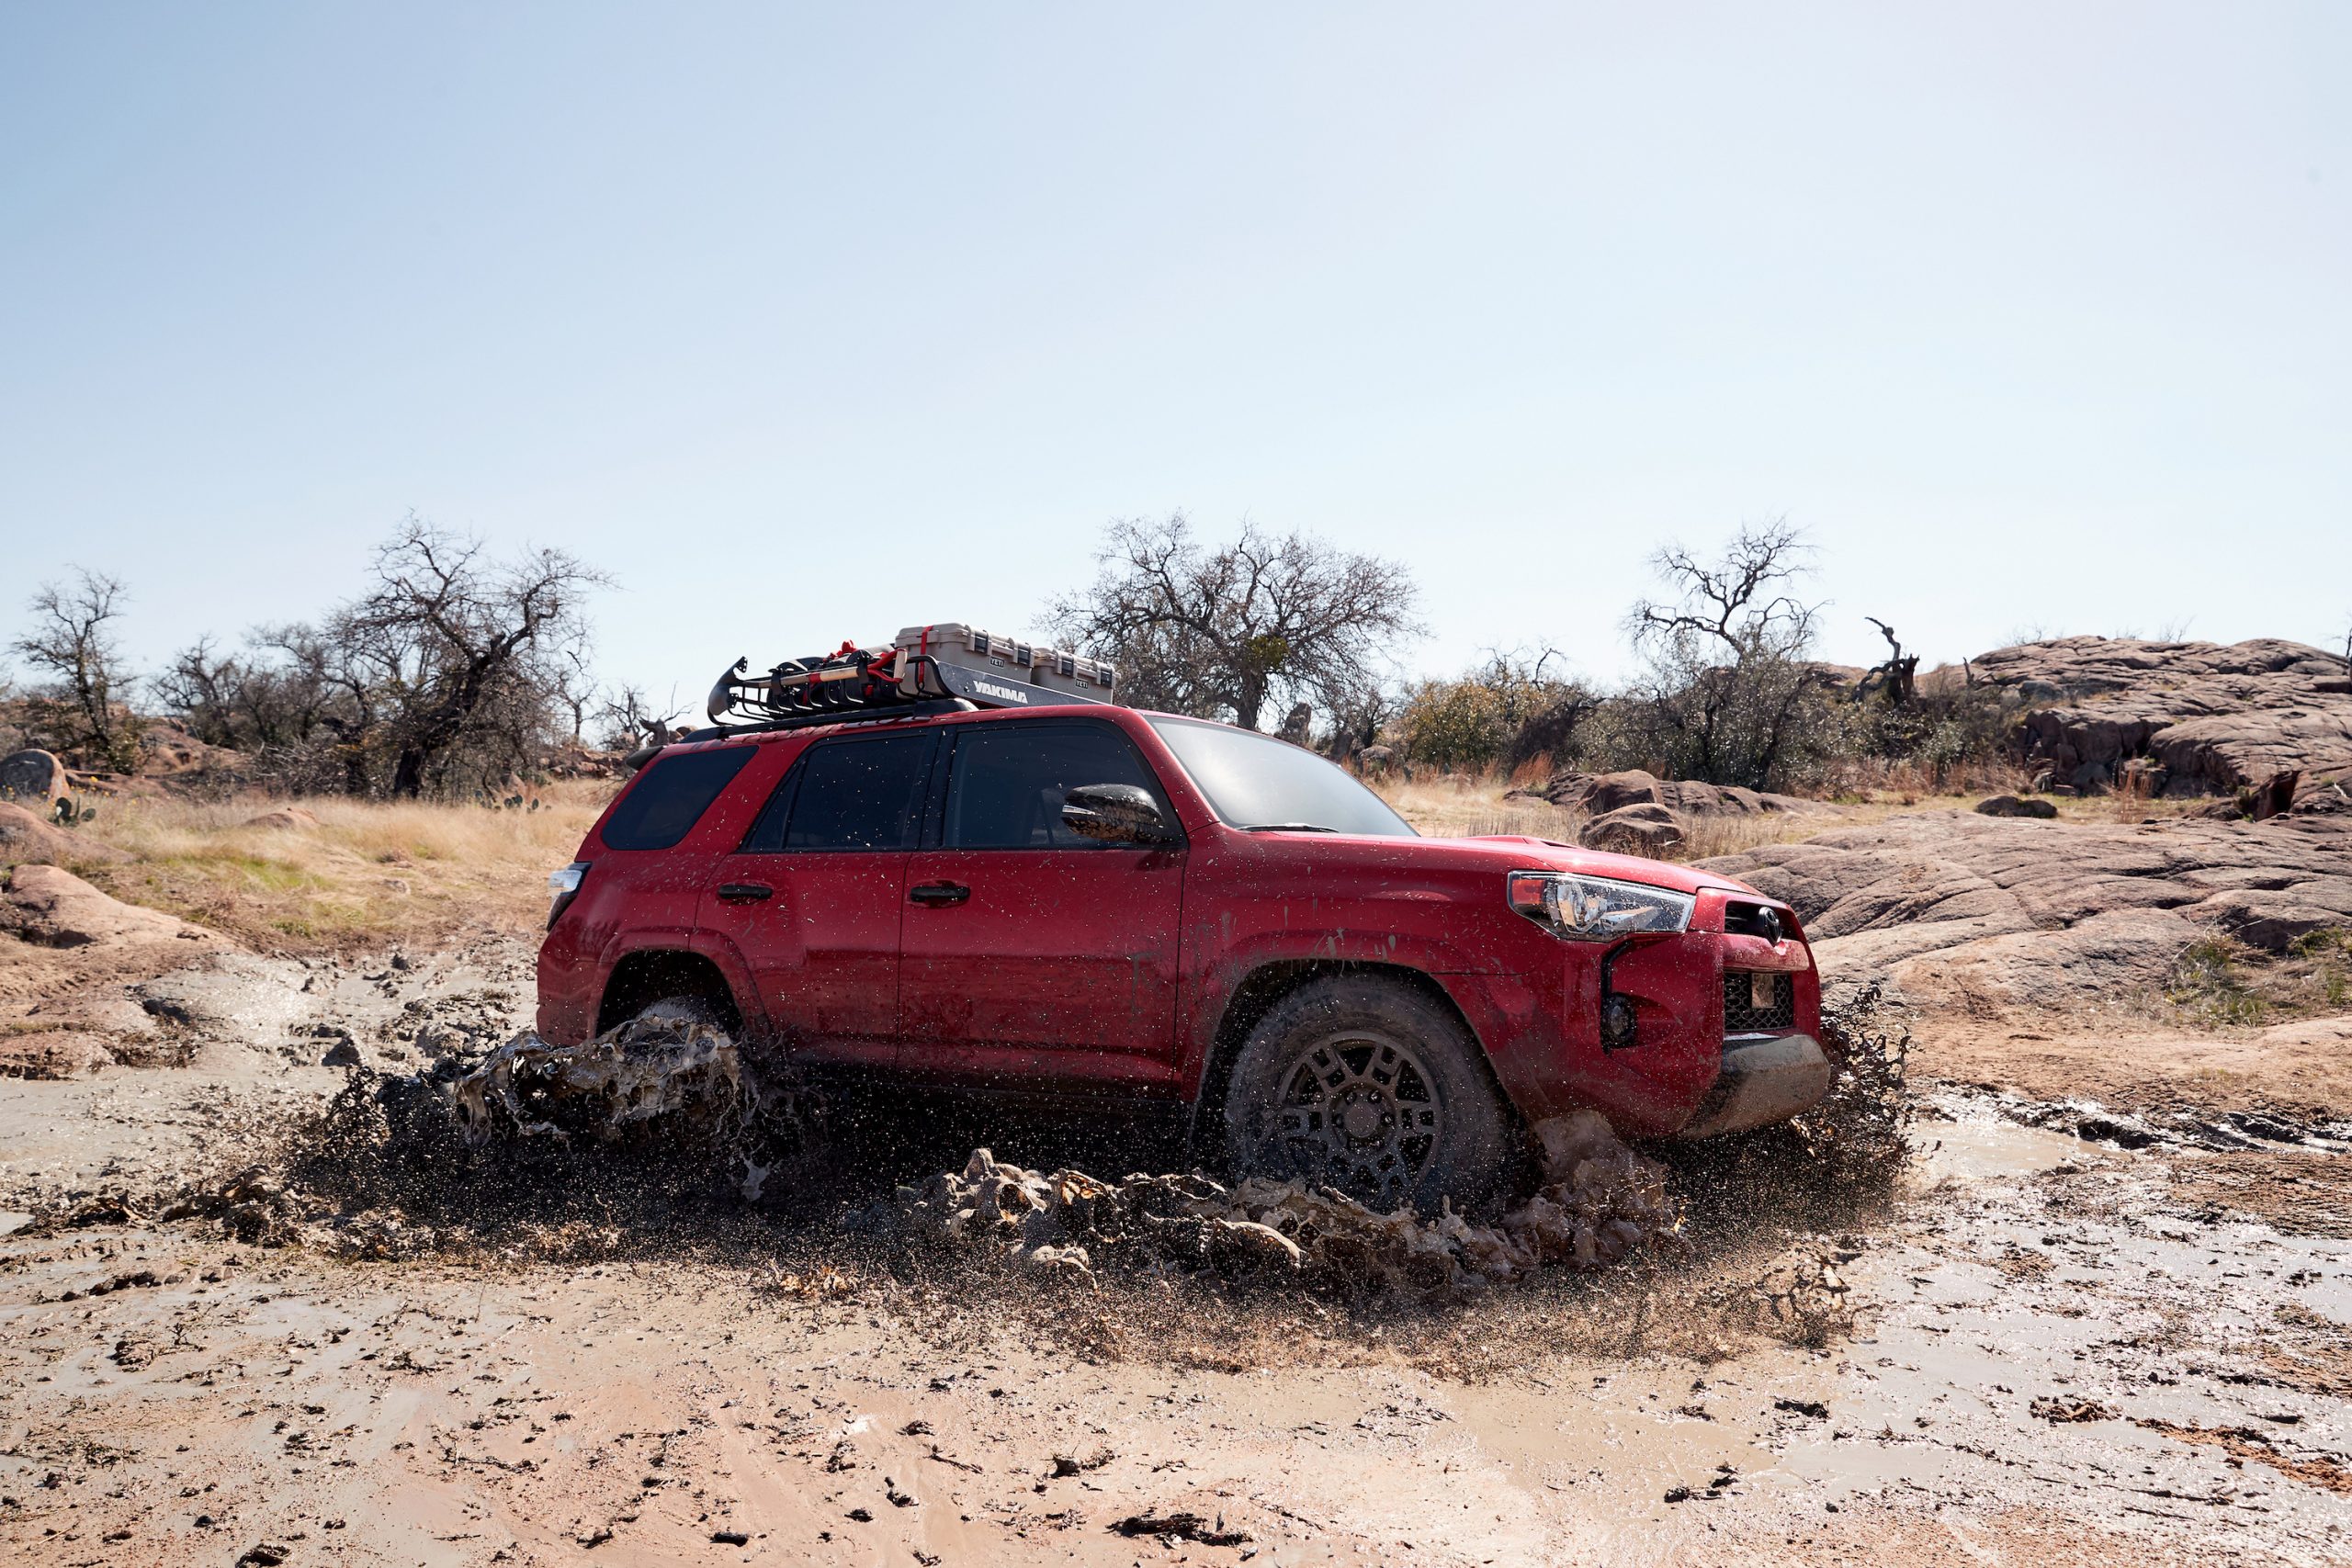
1396,654,1591,773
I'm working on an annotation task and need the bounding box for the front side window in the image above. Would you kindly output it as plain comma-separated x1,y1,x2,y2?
600,746,756,851
1147,716,1416,837
945,721,1173,850
742,731,936,852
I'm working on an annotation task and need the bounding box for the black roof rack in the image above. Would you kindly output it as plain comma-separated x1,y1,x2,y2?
672,696,978,748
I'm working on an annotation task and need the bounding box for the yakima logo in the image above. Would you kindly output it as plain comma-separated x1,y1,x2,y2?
975,680,1028,704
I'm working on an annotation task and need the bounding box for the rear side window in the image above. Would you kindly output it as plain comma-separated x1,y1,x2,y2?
742,732,936,852
600,747,755,851
945,721,1171,850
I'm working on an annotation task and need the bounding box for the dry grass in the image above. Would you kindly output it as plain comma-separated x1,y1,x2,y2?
53,782,616,953
2156,930,2352,1032
1370,772,1849,859
1371,773,1586,841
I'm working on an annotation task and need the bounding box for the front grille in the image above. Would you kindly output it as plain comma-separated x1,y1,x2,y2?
1724,970,1795,1033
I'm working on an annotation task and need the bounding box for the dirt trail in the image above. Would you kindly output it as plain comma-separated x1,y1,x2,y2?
5,940,2352,1563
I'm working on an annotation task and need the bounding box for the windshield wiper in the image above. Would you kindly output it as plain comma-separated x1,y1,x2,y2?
1237,822,1339,833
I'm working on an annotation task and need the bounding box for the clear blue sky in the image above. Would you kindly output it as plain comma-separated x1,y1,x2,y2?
4,3,2346,712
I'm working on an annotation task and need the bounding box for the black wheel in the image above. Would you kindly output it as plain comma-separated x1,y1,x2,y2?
1220,976,1518,1215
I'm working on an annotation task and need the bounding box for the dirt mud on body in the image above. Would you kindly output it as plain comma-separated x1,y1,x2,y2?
5,941,2352,1564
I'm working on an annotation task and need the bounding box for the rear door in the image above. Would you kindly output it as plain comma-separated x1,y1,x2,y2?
696,728,939,1069
548,743,760,1042
898,717,1186,1091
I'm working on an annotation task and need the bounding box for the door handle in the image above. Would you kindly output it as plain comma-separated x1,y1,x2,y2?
909,881,971,907
717,882,774,904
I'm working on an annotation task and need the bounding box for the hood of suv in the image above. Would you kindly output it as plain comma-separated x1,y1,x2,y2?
1435,832,1765,898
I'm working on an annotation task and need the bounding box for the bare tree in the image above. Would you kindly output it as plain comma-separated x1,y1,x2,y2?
11,567,137,770
1851,616,1919,706
1047,515,1422,731
594,683,681,752
150,521,608,796
1607,520,1837,790
553,643,599,746
339,519,607,796
156,624,338,753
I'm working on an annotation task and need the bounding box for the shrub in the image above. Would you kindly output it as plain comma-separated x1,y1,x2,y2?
1396,652,1593,773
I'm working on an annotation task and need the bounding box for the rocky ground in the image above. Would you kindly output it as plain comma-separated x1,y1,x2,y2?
1705,810,2352,1122
1969,637,2352,798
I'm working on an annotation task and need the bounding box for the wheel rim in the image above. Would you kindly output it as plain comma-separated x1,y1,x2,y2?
1261,1031,1442,1209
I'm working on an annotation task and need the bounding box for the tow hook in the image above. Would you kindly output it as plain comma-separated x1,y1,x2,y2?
1601,993,1640,1052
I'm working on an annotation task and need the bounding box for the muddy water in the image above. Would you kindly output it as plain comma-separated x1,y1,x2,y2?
6,1085,2350,1564
4,937,2350,1563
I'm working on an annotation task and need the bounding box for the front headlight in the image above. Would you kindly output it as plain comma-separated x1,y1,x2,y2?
1507,871,1694,942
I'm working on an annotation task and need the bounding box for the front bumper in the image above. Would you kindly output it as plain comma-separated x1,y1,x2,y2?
1672,1031,1833,1138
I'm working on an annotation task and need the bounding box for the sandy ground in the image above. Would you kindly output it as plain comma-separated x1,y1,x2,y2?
1912,1010,2352,1126
4,941,2352,1564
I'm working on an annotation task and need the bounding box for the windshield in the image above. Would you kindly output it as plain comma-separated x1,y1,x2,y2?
1147,716,1418,838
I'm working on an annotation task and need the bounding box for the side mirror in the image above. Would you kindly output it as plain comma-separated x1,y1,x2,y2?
1062,784,1176,845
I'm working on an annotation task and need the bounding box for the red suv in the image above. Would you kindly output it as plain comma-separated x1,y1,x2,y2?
537,703,1828,1211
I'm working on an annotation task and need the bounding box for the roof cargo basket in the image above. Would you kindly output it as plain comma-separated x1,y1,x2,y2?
705,623,1117,728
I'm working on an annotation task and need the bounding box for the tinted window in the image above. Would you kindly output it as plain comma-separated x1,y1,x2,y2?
1147,716,1416,837
600,746,756,851
743,732,935,852
946,722,1171,850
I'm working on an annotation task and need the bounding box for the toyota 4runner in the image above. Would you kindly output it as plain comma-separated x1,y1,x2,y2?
539,650,1830,1213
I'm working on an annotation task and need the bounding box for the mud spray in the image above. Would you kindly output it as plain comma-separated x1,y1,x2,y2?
22,992,1913,1371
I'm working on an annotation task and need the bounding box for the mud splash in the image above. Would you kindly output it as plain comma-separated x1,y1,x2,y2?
15,978,1920,1341
863,1108,1683,1296
445,1014,820,1200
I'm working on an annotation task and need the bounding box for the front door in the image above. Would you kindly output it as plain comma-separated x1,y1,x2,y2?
899,718,1186,1091
696,728,939,1069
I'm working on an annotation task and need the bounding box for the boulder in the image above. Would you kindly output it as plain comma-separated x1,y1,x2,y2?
1560,770,1668,816
0,800,125,867
0,867,232,1016
1702,811,2352,1011
243,806,322,831
1973,795,2057,819
0,750,65,809
1534,768,1822,819
132,721,246,783
1,863,203,950
1578,802,1686,859
1972,636,2352,795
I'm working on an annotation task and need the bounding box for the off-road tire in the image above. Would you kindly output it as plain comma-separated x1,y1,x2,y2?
1220,976,1517,1216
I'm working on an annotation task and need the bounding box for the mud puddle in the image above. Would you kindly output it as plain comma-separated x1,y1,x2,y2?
6,948,2352,1561
8,1084,2351,1564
